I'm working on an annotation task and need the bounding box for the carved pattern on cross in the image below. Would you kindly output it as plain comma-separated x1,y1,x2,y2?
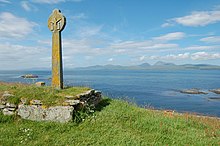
48,9,66,32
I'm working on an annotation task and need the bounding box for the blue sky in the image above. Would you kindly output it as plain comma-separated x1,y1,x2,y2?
1,0,220,69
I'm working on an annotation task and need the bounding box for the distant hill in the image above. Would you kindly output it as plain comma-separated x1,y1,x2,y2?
154,61,176,66
138,63,151,67
75,61,220,70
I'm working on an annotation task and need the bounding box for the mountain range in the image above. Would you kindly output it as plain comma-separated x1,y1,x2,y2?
75,61,220,70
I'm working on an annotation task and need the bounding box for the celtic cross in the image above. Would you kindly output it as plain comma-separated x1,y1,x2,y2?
48,9,66,89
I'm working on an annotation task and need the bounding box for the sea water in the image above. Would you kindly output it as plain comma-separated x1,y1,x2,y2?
0,69,220,117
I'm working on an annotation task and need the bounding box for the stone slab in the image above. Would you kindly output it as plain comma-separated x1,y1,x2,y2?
18,105,74,123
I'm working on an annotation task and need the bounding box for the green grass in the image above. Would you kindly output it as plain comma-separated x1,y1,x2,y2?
0,82,90,106
0,98,220,145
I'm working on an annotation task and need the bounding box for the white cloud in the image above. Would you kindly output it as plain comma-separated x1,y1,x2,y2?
145,53,190,61
184,45,219,50
110,40,178,50
0,0,11,3
0,12,36,39
70,13,87,20
145,52,220,61
0,43,49,69
76,25,103,38
161,22,174,28
153,32,185,41
32,0,82,4
139,56,145,61
21,1,32,11
163,10,220,27
191,52,220,60
108,58,113,62
200,36,220,43
32,0,65,4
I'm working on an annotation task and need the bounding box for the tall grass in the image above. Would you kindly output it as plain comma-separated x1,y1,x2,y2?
0,98,219,145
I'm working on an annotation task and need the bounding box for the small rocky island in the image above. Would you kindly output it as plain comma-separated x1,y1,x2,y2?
210,89,220,94
180,88,208,94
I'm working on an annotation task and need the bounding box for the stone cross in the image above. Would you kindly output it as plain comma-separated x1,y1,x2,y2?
48,9,66,89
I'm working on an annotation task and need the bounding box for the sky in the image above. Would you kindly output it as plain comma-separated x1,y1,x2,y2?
1,0,220,70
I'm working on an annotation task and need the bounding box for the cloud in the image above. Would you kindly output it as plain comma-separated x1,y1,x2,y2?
32,0,82,4
0,43,49,69
184,45,219,50
0,0,11,3
145,53,190,61
0,12,36,39
21,1,31,11
70,13,87,20
110,40,178,51
163,10,220,27
143,52,220,61
161,22,174,28
76,25,103,38
153,32,185,41
200,36,220,43
191,52,220,60
139,56,145,61
108,58,113,62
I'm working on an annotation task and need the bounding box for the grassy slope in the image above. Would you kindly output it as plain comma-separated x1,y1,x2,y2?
0,98,220,146
0,82,90,106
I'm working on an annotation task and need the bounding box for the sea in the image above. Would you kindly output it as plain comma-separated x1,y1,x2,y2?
0,69,220,117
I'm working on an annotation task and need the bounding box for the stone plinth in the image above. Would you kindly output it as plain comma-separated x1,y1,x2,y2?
1,89,102,123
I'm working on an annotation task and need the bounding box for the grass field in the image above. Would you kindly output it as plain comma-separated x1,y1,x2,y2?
1,97,220,145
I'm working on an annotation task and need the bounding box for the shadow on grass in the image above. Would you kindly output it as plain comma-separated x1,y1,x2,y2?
72,98,112,124
95,98,112,111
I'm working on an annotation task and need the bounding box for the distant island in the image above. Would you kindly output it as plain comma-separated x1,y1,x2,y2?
75,61,220,70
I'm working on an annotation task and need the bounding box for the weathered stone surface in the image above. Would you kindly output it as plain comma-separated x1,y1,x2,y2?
180,89,208,94
35,81,45,87
3,89,102,123
6,103,16,108
210,89,220,94
45,106,74,122
0,104,5,109
48,9,66,89
18,105,74,123
30,100,42,105
20,98,27,104
2,91,14,98
64,100,80,106
7,107,16,111
65,95,75,99
3,108,14,115
94,90,102,97
0,100,6,105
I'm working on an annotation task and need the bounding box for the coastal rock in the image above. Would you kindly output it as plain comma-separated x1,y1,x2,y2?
210,89,220,94
180,89,208,94
207,97,220,101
